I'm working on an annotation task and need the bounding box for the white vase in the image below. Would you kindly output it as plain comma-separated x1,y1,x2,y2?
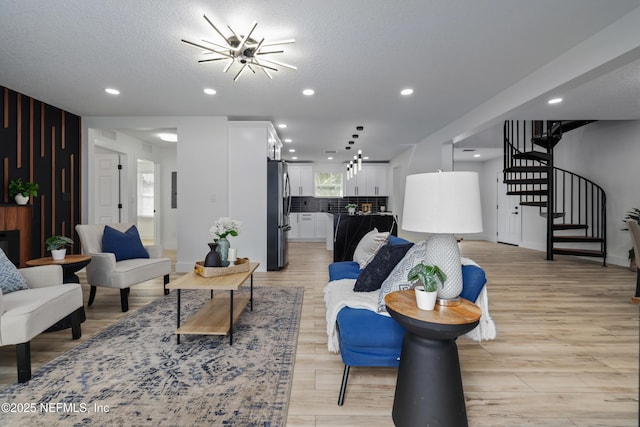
51,248,66,261
348,207,356,215
14,194,29,205
415,288,438,311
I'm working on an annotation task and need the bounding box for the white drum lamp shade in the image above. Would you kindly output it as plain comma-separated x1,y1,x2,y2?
402,171,483,302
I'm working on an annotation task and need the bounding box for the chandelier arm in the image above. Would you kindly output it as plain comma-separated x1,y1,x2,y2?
202,15,232,48
250,60,278,72
247,64,257,74
223,59,234,73
261,39,296,47
257,57,297,70
181,39,234,59
256,50,285,55
236,21,258,54
233,64,248,81
227,25,240,42
201,38,232,51
260,66,273,79
198,57,229,63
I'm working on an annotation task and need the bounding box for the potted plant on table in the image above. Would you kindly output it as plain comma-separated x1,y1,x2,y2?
346,203,358,215
8,178,39,205
46,235,74,261
407,262,447,311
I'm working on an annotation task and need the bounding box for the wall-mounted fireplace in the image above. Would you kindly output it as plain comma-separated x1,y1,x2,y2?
0,230,20,266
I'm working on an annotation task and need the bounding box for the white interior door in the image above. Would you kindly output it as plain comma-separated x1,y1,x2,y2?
94,153,121,224
497,172,522,245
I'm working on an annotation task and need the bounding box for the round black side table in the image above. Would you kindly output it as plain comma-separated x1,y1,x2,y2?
385,290,481,427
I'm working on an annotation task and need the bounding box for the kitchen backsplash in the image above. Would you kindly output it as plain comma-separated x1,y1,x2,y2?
291,196,389,213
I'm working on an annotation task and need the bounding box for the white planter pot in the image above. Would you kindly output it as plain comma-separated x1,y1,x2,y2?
348,207,356,215
415,288,438,311
14,194,29,205
51,249,66,261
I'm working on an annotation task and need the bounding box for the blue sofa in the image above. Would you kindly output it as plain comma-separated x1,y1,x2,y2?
328,255,488,405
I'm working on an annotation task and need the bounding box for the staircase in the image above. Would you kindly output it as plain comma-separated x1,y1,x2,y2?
503,120,607,265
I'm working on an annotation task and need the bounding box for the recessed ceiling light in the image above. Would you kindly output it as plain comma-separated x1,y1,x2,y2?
105,88,120,95
364,156,369,160
400,88,414,96
204,88,217,95
327,156,333,160
278,123,287,129
548,97,563,104
291,156,298,160
302,88,315,96
289,148,295,153
158,133,178,142
473,154,481,158
284,138,292,143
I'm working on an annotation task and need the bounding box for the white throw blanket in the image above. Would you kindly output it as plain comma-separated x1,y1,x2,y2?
323,264,497,353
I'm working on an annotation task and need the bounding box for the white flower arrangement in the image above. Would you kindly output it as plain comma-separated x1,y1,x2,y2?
209,217,241,242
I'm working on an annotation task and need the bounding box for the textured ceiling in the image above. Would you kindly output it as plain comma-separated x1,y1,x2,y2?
1,0,640,163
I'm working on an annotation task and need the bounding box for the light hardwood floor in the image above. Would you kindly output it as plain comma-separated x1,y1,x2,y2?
1,241,638,426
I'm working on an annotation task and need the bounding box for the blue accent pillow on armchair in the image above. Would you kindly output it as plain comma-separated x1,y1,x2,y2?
102,225,149,261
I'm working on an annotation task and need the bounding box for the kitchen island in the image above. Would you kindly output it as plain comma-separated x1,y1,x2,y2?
331,213,398,262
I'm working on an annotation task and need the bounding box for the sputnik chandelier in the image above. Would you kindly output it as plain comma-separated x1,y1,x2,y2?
181,15,296,81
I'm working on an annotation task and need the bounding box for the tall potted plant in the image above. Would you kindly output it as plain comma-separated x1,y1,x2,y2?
407,262,447,310
8,178,38,205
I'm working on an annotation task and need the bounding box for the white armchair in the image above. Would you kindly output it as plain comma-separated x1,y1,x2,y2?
0,265,83,383
75,223,171,312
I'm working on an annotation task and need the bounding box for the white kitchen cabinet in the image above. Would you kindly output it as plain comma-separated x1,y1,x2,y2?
298,212,315,239
314,213,326,239
345,165,388,196
288,212,327,242
288,213,299,239
289,164,314,196
365,164,388,196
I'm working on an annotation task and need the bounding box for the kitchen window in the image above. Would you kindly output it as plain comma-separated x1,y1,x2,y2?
314,172,343,197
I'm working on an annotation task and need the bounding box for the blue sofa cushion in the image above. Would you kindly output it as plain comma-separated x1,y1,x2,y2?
459,264,487,303
387,235,411,246
328,261,360,282
337,308,405,367
102,225,149,262
353,242,414,292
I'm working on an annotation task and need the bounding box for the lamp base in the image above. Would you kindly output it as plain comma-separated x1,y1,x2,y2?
437,297,462,307
424,233,463,300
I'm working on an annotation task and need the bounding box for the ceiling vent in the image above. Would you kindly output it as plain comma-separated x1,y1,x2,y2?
462,149,476,152
324,150,337,154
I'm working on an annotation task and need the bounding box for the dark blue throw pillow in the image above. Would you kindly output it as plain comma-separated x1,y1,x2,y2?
353,242,414,292
102,225,149,261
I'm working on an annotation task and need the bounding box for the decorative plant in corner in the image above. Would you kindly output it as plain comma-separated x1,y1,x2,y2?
46,235,74,261
8,178,39,205
408,262,447,310
623,208,640,269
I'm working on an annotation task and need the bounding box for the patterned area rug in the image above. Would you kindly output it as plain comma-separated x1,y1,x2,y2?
0,286,303,426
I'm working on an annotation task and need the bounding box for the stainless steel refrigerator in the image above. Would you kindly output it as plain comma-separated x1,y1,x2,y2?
267,159,291,270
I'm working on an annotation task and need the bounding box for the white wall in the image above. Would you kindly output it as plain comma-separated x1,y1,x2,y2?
547,120,639,266
83,116,229,272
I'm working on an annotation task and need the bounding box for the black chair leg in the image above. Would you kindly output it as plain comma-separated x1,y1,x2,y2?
70,308,82,340
120,288,129,312
635,268,640,298
87,285,97,306
164,274,170,295
338,365,351,406
16,342,31,383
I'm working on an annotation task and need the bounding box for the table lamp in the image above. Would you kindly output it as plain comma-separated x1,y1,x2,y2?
402,171,483,305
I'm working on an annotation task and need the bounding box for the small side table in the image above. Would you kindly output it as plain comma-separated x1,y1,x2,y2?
384,290,481,427
26,254,92,284
26,254,92,331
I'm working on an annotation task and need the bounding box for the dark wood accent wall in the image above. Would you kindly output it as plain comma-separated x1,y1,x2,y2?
0,86,81,260
0,205,31,267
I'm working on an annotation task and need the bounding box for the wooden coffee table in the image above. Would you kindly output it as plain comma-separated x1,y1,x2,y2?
167,262,259,345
